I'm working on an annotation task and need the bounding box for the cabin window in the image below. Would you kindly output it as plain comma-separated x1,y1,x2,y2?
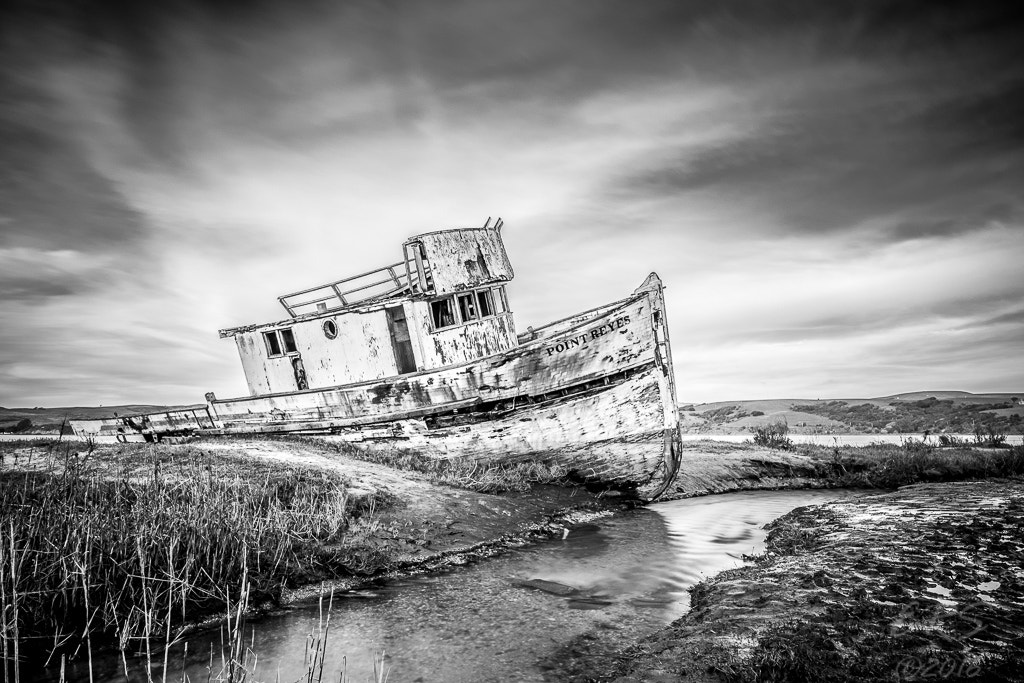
280,328,298,353
430,286,511,332
457,293,478,322
323,319,338,339
431,297,457,329
493,286,507,313
477,289,494,317
263,328,298,357
263,331,282,356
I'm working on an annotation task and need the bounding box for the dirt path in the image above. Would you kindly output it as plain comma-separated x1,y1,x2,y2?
193,438,616,575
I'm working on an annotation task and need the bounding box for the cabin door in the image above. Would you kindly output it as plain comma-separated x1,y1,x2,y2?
386,306,417,374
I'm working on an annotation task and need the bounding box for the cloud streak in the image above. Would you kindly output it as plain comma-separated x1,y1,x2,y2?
1,0,1022,406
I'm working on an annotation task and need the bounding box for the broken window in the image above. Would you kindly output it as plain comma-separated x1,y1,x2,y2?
430,287,509,333
477,288,494,317
280,328,298,353
457,293,478,322
263,331,282,356
263,328,298,356
430,297,456,330
493,286,507,313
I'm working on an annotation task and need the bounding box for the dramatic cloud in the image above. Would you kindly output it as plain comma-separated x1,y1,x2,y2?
1,0,1022,406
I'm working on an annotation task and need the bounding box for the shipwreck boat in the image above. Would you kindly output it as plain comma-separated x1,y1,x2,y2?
72,219,681,499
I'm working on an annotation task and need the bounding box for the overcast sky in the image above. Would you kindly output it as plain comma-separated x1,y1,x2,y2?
1,0,1022,407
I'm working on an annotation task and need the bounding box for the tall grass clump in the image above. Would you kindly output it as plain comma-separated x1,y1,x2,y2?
0,442,358,674
803,442,1024,489
867,444,1024,488
752,420,792,450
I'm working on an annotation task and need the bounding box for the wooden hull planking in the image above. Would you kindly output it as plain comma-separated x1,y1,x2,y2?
315,364,678,498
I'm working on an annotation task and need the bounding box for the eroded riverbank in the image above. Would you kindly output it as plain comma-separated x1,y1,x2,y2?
564,478,1024,683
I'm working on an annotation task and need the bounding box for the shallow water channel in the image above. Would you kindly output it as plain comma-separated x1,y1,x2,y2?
75,489,859,683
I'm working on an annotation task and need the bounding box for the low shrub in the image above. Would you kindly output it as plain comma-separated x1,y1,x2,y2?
753,420,792,450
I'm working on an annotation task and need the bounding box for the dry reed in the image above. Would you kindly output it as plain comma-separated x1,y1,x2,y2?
0,440,359,678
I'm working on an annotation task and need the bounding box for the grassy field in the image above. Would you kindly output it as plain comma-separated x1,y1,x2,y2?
680,391,1024,435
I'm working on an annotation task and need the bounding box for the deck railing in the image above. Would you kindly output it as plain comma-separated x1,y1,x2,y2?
278,259,418,317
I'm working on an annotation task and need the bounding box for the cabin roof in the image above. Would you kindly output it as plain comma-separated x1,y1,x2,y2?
221,220,512,337
222,222,512,339
218,295,407,338
274,222,508,319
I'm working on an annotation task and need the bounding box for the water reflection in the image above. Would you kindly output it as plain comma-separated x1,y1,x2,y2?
58,489,857,683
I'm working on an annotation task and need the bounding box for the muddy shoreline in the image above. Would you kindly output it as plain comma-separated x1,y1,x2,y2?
195,437,856,597
553,478,1024,683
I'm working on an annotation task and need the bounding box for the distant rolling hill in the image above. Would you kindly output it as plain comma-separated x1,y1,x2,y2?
678,392,1024,435
0,405,196,434
4,391,1022,436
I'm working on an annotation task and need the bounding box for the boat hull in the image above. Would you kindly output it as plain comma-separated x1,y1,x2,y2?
316,364,679,499
72,274,681,499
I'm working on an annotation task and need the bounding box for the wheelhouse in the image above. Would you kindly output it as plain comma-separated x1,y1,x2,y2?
218,220,518,397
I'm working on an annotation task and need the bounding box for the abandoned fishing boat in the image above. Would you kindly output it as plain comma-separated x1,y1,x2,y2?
72,219,682,499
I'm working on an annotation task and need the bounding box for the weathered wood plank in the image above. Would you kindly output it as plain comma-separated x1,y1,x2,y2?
416,227,513,294
315,365,675,497
206,397,482,435
71,406,214,440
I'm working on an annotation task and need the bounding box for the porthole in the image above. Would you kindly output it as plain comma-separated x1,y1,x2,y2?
322,319,338,339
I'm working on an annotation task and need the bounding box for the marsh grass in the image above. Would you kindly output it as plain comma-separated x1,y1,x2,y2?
798,442,1024,489
0,439,377,678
